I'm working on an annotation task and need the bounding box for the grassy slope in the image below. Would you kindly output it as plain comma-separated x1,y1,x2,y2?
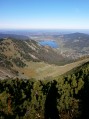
0,54,89,80
15,58,89,80
0,38,89,80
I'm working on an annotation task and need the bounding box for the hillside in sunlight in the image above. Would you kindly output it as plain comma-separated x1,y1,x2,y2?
0,37,69,79
0,32,89,80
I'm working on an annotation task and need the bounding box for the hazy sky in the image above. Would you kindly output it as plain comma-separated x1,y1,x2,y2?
0,0,89,29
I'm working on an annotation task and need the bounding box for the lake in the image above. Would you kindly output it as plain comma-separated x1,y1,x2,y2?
39,40,58,48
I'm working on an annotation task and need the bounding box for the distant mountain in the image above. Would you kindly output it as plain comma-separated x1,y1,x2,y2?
63,32,89,40
0,33,29,40
60,32,89,51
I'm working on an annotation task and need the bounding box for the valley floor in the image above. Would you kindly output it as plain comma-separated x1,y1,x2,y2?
0,58,89,80
16,58,89,80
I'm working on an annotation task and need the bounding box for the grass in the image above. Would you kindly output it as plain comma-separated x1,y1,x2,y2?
11,58,89,80
0,38,89,80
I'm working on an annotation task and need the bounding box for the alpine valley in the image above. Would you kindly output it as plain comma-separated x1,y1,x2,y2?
0,31,89,119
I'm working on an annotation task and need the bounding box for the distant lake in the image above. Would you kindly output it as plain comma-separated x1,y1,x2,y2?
39,40,58,48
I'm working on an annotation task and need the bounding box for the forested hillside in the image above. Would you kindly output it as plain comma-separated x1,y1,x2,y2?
0,61,89,119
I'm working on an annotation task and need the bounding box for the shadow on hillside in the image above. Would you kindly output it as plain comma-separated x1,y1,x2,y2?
79,78,89,119
44,80,60,119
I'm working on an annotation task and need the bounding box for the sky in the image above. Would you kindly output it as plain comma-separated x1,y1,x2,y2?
0,0,89,29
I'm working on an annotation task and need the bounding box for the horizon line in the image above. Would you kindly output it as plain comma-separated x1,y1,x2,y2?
0,28,89,30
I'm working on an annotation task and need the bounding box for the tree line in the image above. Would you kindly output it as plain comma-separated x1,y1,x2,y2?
0,62,89,119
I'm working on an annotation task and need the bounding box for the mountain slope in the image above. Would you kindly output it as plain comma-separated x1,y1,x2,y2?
63,32,89,50
0,33,29,40
0,38,67,79
0,58,89,119
55,33,89,59
0,37,89,80
0,34,89,80
0,38,66,64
